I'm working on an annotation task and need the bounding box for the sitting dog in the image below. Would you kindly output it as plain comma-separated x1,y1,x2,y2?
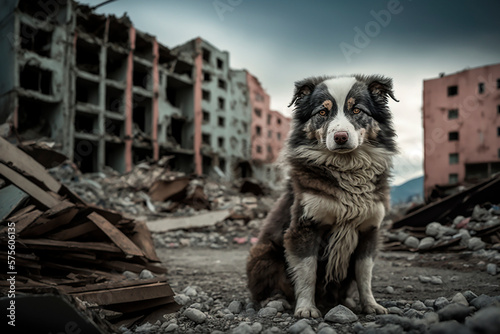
246,75,398,318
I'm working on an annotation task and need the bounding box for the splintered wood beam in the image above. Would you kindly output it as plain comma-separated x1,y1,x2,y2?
87,212,145,257
0,136,61,193
0,163,60,209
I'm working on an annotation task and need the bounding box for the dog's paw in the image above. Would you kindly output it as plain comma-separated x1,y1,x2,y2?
362,302,387,315
294,306,321,318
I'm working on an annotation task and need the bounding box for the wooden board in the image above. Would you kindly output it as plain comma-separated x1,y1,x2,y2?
87,212,144,257
0,136,61,193
0,163,60,209
129,221,160,262
20,238,122,253
48,221,98,240
70,282,174,305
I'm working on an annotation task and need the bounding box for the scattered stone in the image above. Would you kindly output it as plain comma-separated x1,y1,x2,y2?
418,237,435,250
388,306,404,316
466,306,500,334
462,291,478,303
251,322,263,333
396,231,409,242
424,312,439,325
122,270,139,280
174,293,190,306
183,308,206,324
430,276,443,285
451,293,469,306
376,314,426,332
426,222,442,237
486,263,497,275
324,305,358,323
228,300,243,314
183,286,198,297
419,275,432,283
288,319,312,334
412,301,427,311
257,307,277,318
437,303,474,322
468,237,486,251
317,326,337,334
164,323,178,332
435,297,450,310
231,322,253,334
404,308,424,319
266,300,284,312
424,299,435,308
385,286,395,294
429,320,471,334
470,294,500,310
404,236,419,249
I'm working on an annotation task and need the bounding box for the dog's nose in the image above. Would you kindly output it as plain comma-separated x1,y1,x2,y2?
334,131,349,145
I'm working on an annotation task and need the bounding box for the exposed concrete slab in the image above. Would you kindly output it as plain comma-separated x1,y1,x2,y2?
146,209,230,232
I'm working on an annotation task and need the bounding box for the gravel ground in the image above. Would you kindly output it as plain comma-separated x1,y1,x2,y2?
119,237,500,334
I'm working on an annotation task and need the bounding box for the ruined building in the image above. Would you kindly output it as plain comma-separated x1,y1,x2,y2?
0,0,290,185
423,63,500,197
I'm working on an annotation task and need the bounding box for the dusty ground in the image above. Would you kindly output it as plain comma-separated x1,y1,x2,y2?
153,244,500,333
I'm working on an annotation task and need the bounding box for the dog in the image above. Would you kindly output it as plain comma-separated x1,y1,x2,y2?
246,75,398,318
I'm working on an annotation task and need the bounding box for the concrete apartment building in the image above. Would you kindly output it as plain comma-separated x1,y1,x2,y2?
0,0,290,185
423,63,500,197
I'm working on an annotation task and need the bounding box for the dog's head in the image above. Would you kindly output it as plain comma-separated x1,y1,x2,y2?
288,75,398,154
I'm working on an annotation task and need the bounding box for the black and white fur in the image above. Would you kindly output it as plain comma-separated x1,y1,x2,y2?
246,75,398,318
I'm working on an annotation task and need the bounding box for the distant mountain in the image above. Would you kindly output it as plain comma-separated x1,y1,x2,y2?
390,176,424,205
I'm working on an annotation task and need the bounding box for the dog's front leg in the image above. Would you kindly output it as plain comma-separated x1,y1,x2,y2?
355,227,387,315
284,219,321,318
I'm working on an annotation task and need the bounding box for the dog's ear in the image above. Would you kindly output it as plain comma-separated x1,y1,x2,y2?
288,77,324,107
364,75,399,103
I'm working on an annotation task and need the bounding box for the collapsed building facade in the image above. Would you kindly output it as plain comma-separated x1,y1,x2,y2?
0,0,290,186
423,63,500,197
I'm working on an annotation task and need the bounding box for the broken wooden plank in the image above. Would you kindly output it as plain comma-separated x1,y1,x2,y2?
70,282,174,305
48,221,98,240
19,238,122,253
0,163,60,209
148,177,190,202
13,209,43,233
87,212,144,257
129,221,160,262
0,184,29,221
106,295,176,313
6,204,36,221
0,136,61,193
21,207,79,237
59,277,167,294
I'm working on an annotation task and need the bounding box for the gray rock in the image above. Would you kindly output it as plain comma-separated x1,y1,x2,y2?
458,229,471,246
404,308,424,319
183,308,206,324
424,312,439,325
288,319,311,334
471,205,490,221
437,303,474,322
174,293,190,306
122,270,139,279
375,314,426,332
324,305,358,323
257,307,277,318
385,286,395,294
486,263,497,275
231,322,253,334
139,269,154,279
183,286,198,297
412,301,427,311
404,236,419,249
430,276,443,285
424,299,435,307
228,300,243,314
435,297,450,310
388,306,404,316
466,306,500,334
451,293,469,306
266,300,284,312
462,291,478,303
470,294,500,309
190,302,203,310
419,275,432,283
251,322,263,333
468,237,486,251
164,323,178,332
396,231,409,242
429,320,472,334
452,215,465,227
418,237,435,250
426,222,442,237
317,326,337,334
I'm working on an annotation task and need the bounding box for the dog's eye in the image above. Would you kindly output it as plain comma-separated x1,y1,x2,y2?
319,110,327,116
353,108,361,114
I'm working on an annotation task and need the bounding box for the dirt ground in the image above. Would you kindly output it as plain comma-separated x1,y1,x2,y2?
158,245,500,310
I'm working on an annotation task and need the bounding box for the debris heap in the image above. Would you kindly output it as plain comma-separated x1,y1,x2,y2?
0,137,179,327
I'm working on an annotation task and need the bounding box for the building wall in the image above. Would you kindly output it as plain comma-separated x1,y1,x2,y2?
423,63,500,196
247,72,272,162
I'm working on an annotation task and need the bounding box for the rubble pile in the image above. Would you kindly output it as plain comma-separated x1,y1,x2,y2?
0,137,179,328
48,157,271,221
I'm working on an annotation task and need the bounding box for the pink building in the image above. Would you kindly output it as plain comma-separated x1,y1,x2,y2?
423,63,500,197
247,72,290,163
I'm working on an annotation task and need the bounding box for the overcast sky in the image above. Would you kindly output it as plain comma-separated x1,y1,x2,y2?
81,0,500,185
